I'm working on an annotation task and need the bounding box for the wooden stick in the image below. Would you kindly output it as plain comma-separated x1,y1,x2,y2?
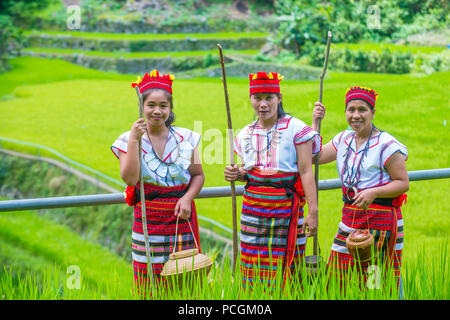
313,31,332,256
135,86,154,294
217,44,238,271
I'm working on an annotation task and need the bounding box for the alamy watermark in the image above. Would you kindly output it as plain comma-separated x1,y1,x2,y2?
64,4,382,35
66,5,81,30
366,5,381,30
193,121,241,165
66,265,81,289
366,264,381,289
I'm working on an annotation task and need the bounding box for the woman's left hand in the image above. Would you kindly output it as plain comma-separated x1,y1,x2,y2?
352,189,377,209
175,196,192,220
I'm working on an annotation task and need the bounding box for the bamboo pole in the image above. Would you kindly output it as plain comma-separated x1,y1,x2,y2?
217,44,238,271
312,31,332,257
135,86,154,295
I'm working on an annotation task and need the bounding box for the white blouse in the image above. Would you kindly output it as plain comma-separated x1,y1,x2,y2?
111,127,201,187
234,115,321,173
332,129,407,191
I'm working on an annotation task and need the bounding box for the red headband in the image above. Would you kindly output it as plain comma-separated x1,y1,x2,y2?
249,72,284,95
345,86,378,108
131,69,174,94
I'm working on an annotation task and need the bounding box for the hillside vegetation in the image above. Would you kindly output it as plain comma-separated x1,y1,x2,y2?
0,0,448,300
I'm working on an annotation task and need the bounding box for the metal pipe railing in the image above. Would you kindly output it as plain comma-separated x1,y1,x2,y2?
1,168,449,213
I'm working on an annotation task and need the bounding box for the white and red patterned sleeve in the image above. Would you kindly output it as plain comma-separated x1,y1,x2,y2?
190,130,201,149
380,134,408,168
111,131,130,159
292,118,322,155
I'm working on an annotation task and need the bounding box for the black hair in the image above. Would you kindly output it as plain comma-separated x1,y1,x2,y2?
275,93,288,119
142,88,175,127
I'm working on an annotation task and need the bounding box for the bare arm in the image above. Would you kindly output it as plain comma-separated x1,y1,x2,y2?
118,149,139,186
184,148,205,201
175,147,205,219
313,141,337,164
118,118,146,186
311,102,337,165
296,141,318,237
377,151,409,197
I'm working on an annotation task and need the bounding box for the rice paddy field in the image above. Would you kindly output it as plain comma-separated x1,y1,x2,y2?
24,30,269,40
0,56,449,300
334,41,448,54
22,47,259,59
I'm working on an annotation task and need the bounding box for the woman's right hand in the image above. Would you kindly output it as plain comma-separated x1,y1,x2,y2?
129,118,146,141
224,164,239,182
313,102,326,121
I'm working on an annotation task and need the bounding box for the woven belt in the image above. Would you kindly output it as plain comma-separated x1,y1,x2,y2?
135,186,188,203
245,177,298,198
342,195,396,207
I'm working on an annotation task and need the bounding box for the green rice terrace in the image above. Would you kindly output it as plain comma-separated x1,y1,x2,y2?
0,0,449,301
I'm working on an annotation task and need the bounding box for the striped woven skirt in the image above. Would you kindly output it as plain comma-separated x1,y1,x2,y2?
131,183,201,292
240,168,306,288
327,203,404,290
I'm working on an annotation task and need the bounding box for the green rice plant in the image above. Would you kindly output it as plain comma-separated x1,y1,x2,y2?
1,201,447,300
1,264,134,300
403,241,449,300
1,243,448,300
0,209,133,297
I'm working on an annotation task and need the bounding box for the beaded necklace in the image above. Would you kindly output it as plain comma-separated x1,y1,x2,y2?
250,117,281,163
341,125,379,200
143,126,183,182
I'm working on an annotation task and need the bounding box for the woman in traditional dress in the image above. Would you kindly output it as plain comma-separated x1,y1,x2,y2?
111,70,204,292
312,86,409,291
224,72,321,288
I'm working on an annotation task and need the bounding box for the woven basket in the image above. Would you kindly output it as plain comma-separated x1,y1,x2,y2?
160,218,213,287
161,248,212,274
346,229,374,262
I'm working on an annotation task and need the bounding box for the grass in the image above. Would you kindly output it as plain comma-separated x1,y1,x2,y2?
1,205,447,300
24,30,269,40
0,206,133,299
0,56,127,98
0,56,449,299
334,41,447,54
22,47,259,59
